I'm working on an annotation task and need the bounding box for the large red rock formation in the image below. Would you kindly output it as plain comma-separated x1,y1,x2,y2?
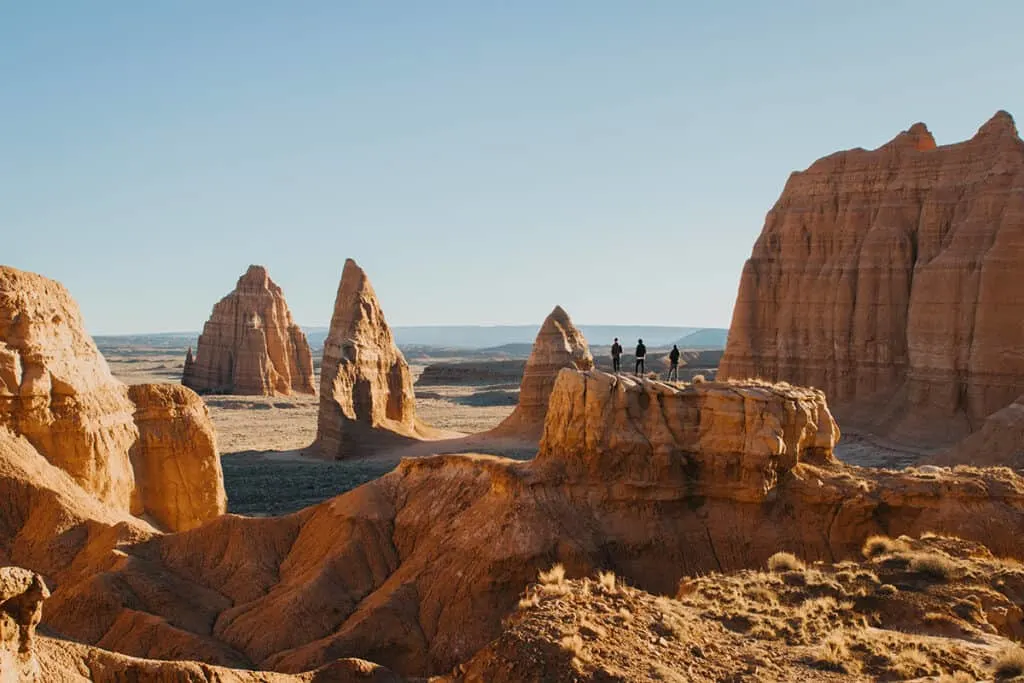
314,259,440,458
490,306,593,439
32,371,1024,678
183,265,315,396
719,111,1024,448
0,265,225,534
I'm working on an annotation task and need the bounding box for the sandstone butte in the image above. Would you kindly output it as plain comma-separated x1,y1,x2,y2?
314,259,445,459
0,265,226,534
719,110,1024,451
8,357,1024,679
489,305,594,439
183,265,315,397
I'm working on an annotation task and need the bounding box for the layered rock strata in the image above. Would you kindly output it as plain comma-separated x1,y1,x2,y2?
33,371,1024,678
490,306,593,439
183,265,315,396
720,111,1024,448
314,259,439,458
0,265,225,532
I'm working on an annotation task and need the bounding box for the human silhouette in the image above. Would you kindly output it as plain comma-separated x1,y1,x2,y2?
668,344,680,382
634,339,646,375
611,338,623,373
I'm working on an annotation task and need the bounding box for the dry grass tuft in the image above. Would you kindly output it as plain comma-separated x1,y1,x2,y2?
539,563,566,585
558,632,589,666
767,551,805,573
691,374,707,384
876,583,898,596
994,646,1024,681
909,552,957,582
862,535,903,559
597,570,616,593
808,631,860,674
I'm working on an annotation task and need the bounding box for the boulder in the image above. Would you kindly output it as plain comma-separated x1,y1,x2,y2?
719,111,1024,449
183,265,315,396
490,306,593,439
314,259,439,458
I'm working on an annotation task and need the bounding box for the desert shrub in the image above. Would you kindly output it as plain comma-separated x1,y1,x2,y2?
876,583,898,596
597,570,616,593
994,646,1024,680
539,563,566,585
768,551,805,573
862,535,902,559
809,632,860,674
889,646,936,678
909,553,957,582
559,633,589,665
691,374,706,384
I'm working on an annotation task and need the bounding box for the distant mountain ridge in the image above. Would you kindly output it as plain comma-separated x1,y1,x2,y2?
96,325,729,353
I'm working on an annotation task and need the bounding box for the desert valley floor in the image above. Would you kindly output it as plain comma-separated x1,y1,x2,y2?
102,344,931,518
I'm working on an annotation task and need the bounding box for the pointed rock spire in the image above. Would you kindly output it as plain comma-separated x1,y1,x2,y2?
182,265,315,396
490,305,593,439
314,259,435,458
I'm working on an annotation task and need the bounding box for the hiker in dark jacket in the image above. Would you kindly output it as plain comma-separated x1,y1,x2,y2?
634,339,646,375
667,344,681,382
611,338,623,373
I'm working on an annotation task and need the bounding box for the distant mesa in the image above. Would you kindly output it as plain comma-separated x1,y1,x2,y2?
182,265,315,397
489,305,593,439
719,110,1024,451
314,259,446,459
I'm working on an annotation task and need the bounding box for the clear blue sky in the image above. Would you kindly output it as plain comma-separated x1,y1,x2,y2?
3,1,1021,334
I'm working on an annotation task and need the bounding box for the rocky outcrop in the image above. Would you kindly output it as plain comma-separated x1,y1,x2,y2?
537,372,838,500
183,265,315,396
0,566,48,682
720,111,1024,448
490,306,593,439
0,266,225,534
0,266,139,509
929,394,1024,469
314,259,440,459
39,371,1024,678
128,384,227,532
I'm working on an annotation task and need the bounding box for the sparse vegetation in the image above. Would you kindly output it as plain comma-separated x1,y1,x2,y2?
539,563,566,585
691,374,706,384
862,535,903,558
597,570,616,593
994,646,1024,681
808,631,860,674
909,552,957,581
767,551,805,573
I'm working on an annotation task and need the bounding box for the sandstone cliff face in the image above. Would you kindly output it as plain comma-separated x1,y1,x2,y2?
0,266,225,534
720,111,1024,448
40,371,1024,677
0,266,138,509
490,306,593,439
315,259,438,458
183,266,315,397
128,384,227,532
929,394,1024,469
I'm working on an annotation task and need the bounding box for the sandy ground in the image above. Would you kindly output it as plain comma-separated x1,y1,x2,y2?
106,352,526,514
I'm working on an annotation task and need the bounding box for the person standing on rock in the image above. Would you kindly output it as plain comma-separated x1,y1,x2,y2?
667,344,680,382
634,339,646,375
611,338,623,373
